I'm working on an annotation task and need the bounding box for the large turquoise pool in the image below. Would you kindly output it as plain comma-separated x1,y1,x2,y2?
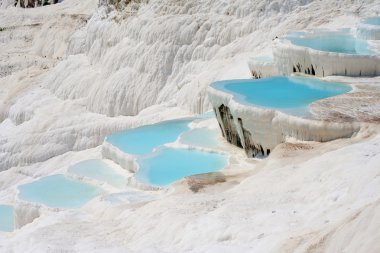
106,119,192,155
0,205,14,232
286,30,374,55
18,175,102,208
211,76,351,113
136,148,227,186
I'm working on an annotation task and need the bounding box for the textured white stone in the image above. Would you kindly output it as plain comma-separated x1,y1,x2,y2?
247,55,278,78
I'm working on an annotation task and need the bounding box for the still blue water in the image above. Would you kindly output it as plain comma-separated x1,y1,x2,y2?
106,119,192,155
286,30,374,55
180,128,220,149
136,148,227,186
18,175,102,208
364,17,380,26
69,159,127,188
211,77,351,113
0,205,14,232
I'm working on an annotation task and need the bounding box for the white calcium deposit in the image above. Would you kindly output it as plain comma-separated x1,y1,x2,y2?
1,0,380,252
207,82,360,155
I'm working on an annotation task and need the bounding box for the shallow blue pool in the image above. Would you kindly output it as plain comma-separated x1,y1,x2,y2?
212,76,351,114
136,148,227,186
106,119,192,155
18,175,102,208
0,205,14,232
364,17,380,26
286,30,374,55
69,159,127,188
180,128,220,149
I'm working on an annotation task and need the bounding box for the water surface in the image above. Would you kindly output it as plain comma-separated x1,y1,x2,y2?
286,30,374,55
136,148,227,186
18,175,102,208
212,76,351,115
69,159,127,188
106,119,192,155
364,17,380,26
180,128,220,149
0,205,14,232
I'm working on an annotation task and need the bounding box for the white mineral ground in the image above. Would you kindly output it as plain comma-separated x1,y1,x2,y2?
1,0,380,252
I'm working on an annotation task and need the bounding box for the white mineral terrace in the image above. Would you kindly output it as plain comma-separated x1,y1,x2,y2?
357,17,380,40
273,30,380,78
1,0,380,252
208,76,380,157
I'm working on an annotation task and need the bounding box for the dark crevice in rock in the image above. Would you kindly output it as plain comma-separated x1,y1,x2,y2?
251,70,262,79
14,0,59,8
216,105,270,158
296,63,302,72
311,65,316,75
218,105,242,148
237,118,266,157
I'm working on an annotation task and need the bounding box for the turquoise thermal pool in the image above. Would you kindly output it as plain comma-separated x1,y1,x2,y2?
180,128,220,149
211,76,351,114
18,175,102,208
0,205,14,232
135,148,228,186
285,30,374,55
69,159,127,188
363,17,380,26
106,119,192,155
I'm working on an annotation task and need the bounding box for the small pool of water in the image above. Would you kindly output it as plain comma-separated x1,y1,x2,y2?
0,205,14,232
136,148,227,186
18,175,102,208
212,76,351,115
364,17,380,26
285,30,374,55
180,128,220,149
69,159,127,188
106,119,192,155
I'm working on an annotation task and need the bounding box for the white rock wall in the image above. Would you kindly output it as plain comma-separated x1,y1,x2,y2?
247,56,278,78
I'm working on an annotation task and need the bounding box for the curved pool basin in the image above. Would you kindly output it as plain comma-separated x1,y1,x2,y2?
285,30,374,55
363,17,380,26
69,159,127,188
180,128,220,149
18,175,102,208
211,76,351,115
106,119,192,155
135,148,228,186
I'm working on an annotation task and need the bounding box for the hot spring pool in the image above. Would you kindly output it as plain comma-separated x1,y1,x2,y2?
180,128,220,149
106,119,192,155
363,17,380,26
135,148,227,186
0,205,14,232
211,76,351,115
285,30,374,55
69,159,127,188
18,175,102,208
